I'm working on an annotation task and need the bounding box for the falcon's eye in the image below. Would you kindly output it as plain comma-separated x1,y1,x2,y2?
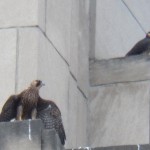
36,80,41,87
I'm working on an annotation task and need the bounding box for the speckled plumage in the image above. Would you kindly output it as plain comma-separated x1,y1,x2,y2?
37,98,66,145
0,80,66,145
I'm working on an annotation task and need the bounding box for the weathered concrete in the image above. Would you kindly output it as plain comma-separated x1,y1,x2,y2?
0,0,38,28
94,145,138,150
0,29,17,109
97,144,150,150
69,0,79,79
17,28,38,93
46,0,72,63
94,0,145,60
88,81,149,147
123,0,150,32
38,0,46,32
140,144,150,150
66,144,150,150
76,90,88,147
77,0,90,97
66,75,78,148
0,120,66,150
89,0,96,60
0,120,42,150
90,55,150,86
0,0,89,149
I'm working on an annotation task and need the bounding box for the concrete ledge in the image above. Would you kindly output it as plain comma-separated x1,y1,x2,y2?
94,145,150,150
42,129,64,150
94,145,137,150
0,119,42,150
90,55,150,86
0,119,64,150
66,144,150,150
140,144,150,150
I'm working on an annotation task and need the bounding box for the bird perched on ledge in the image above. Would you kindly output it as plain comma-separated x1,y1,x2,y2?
126,32,150,56
0,80,66,145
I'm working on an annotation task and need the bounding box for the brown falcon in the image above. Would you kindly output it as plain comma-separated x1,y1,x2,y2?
126,32,150,56
0,80,66,145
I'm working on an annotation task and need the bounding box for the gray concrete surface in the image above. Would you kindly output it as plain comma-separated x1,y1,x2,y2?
0,29,17,109
17,28,39,93
90,55,150,86
92,0,146,60
88,81,149,147
0,120,42,150
66,75,78,148
123,0,150,32
69,0,79,79
94,145,138,150
77,0,90,97
66,144,150,150
0,0,38,28
46,0,71,63
0,0,150,149
76,89,88,147
0,120,65,150
89,0,96,60
38,0,46,32
0,25,89,149
140,144,150,150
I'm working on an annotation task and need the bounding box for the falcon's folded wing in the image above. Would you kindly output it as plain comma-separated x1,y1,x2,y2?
37,97,66,145
0,95,20,122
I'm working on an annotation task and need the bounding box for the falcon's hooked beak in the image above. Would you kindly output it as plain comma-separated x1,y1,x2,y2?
41,82,45,86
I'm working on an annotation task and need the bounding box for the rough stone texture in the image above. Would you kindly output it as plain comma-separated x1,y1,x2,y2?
17,27,38,93
90,55,150,86
123,0,150,32
38,0,46,32
37,31,69,138
0,120,42,150
0,0,38,28
94,0,145,60
46,0,71,63
77,0,90,97
88,81,149,147
42,129,64,150
0,29,17,109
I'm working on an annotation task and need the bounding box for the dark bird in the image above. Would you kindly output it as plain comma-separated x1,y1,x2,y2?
126,32,150,56
0,80,66,145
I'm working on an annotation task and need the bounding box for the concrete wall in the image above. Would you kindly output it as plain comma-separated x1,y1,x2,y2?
0,120,64,150
89,0,150,60
88,0,150,148
88,81,149,147
0,0,149,149
0,0,89,149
